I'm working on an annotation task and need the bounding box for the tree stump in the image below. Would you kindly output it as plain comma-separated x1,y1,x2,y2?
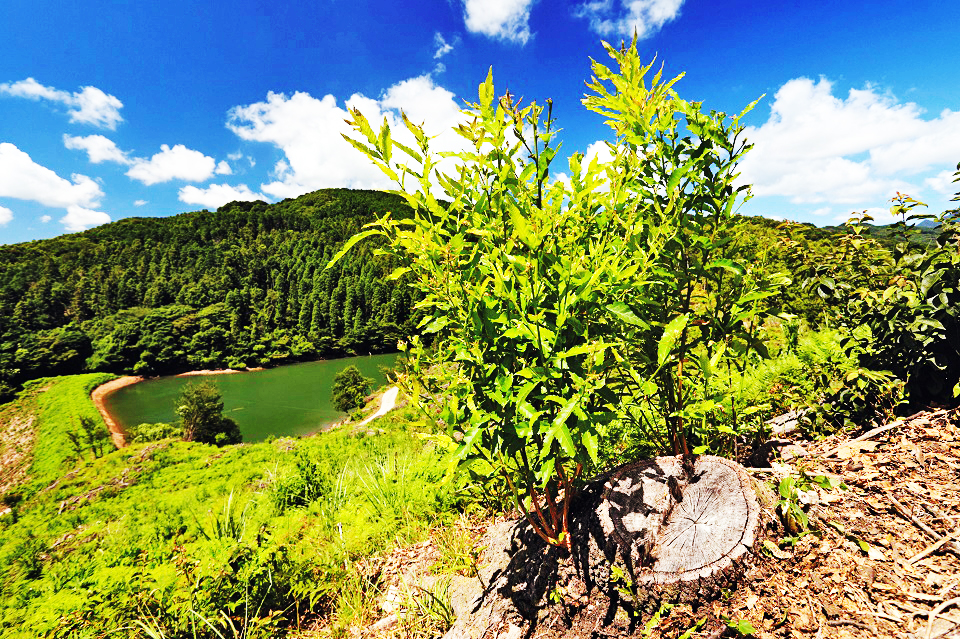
596,454,761,605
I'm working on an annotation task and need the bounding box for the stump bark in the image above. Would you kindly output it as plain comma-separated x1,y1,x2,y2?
596,454,761,603
441,455,763,638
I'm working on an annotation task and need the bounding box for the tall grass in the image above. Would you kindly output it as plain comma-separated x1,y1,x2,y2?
0,378,452,638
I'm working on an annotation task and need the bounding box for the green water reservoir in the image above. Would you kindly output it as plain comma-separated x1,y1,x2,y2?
103,353,398,441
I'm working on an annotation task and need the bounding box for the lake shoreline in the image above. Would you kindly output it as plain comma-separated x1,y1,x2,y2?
175,367,265,377
93,367,266,447
94,354,399,443
91,375,143,449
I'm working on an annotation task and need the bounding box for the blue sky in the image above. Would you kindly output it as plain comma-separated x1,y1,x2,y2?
1,0,958,244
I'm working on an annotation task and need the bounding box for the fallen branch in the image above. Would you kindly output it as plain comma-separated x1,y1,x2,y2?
886,490,943,541
910,533,960,564
927,597,960,639
822,422,900,458
827,619,870,630
859,609,904,623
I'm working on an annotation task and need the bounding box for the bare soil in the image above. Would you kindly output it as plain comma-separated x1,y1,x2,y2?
352,407,960,639
0,411,36,496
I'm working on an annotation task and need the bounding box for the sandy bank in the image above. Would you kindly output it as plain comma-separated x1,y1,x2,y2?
176,367,265,377
91,376,143,449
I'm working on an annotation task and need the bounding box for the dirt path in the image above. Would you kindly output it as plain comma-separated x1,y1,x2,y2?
356,386,400,428
90,376,142,449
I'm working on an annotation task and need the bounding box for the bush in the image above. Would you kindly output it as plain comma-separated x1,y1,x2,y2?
128,422,183,443
331,365,373,413
332,38,780,548
176,381,242,446
806,178,960,408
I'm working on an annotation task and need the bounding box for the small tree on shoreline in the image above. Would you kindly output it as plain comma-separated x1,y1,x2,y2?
331,365,373,413
176,381,241,446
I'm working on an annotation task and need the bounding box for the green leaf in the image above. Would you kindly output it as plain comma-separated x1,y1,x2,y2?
657,314,688,367
325,229,381,269
606,302,645,326
553,396,578,429
509,206,535,248
666,159,693,193
706,258,745,275
479,67,494,109
551,421,576,458
423,317,450,334
582,429,599,463
387,266,410,281
378,117,392,163
555,342,615,359
350,107,379,146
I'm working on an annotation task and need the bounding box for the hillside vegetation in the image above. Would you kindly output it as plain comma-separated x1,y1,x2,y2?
0,189,418,400
0,376,454,638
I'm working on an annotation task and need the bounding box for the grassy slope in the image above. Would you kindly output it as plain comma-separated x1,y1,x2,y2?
0,376,453,638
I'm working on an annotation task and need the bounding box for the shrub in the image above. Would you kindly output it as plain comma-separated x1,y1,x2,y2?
806,173,960,408
331,365,373,413
176,381,241,445
332,38,780,547
128,421,183,443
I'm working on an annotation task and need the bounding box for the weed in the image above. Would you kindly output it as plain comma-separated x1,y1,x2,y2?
772,470,846,545
399,577,456,639
429,515,480,578
197,489,250,543
721,616,758,637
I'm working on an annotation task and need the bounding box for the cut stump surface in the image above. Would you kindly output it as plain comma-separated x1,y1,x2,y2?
597,455,760,594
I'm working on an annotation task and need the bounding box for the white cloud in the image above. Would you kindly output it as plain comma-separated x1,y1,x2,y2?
227,151,244,161
0,206,12,226
584,140,614,166
434,32,456,59
0,77,63,101
61,206,111,232
40,215,51,223
64,135,233,185
0,142,110,231
63,134,130,164
739,77,960,205
133,199,148,207
463,0,535,44
0,142,104,209
178,183,268,210
0,78,124,129
125,144,217,185
575,0,684,38
925,168,959,195
227,74,465,199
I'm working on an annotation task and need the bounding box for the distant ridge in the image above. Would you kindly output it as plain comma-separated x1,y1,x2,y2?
0,189,417,399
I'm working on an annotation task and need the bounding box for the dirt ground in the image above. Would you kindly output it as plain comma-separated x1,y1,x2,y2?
356,407,960,639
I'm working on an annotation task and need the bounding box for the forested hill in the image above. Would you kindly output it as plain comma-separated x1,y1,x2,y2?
0,189,417,399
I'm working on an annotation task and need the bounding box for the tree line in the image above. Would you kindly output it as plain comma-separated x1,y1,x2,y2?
0,189,419,400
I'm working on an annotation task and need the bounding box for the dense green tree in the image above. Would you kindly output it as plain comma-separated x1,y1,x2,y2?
330,365,373,413
175,381,241,445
